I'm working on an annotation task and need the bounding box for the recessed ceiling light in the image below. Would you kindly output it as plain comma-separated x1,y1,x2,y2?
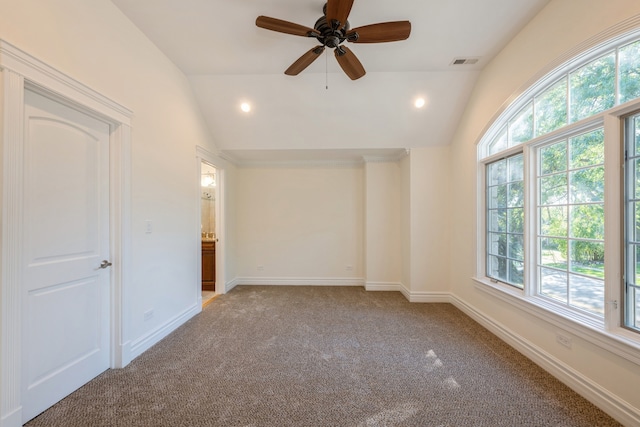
240,102,251,113
414,97,426,108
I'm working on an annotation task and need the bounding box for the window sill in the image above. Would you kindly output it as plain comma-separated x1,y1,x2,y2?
472,276,640,366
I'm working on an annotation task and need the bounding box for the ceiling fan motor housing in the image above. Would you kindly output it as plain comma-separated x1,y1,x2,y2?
313,15,351,48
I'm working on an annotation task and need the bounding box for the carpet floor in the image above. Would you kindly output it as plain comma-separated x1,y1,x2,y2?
26,286,621,426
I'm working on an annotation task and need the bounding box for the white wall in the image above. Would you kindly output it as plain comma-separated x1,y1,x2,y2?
214,141,450,299
235,165,364,283
400,155,411,289
234,159,437,292
448,0,640,423
221,163,239,289
0,0,217,357
233,158,448,290
408,147,451,298
392,148,452,299
364,161,402,286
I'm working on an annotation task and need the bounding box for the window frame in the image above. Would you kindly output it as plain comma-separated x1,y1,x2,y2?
475,26,640,364
485,153,526,288
534,126,607,319
623,110,640,333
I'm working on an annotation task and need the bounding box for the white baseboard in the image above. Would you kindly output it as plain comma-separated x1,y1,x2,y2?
404,290,452,303
232,276,366,287
225,278,240,293
365,281,404,291
129,304,200,361
450,294,640,427
365,282,451,304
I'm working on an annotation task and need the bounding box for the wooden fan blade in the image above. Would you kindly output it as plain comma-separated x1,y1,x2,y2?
335,46,366,80
326,0,354,30
256,16,317,37
285,46,325,76
347,21,411,43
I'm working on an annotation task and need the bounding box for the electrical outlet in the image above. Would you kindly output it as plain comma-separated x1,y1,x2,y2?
145,220,153,234
346,265,353,271
144,309,154,321
556,332,572,349
257,265,264,271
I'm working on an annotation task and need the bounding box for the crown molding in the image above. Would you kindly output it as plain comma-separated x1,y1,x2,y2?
221,148,409,168
0,39,132,125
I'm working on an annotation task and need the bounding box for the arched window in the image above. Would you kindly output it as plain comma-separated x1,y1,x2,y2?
477,28,640,338
480,37,640,160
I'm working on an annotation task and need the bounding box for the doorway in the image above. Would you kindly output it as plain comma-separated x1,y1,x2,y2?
201,161,218,305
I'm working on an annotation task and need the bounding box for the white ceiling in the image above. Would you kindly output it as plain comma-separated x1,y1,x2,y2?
111,0,550,163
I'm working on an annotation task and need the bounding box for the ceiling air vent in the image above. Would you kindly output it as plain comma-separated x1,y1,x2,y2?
450,57,479,66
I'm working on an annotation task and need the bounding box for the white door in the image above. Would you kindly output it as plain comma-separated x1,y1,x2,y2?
21,89,111,423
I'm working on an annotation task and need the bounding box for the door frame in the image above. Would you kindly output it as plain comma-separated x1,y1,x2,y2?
0,40,133,426
196,146,227,297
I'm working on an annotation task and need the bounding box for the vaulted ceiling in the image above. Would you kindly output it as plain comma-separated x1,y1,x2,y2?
111,0,550,163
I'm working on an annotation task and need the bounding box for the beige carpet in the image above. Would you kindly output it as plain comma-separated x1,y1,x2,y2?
26,286,621,426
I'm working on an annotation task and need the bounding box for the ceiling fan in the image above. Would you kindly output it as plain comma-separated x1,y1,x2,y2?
255,0,411,80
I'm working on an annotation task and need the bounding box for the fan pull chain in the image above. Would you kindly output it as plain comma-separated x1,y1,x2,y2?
325,49,329,90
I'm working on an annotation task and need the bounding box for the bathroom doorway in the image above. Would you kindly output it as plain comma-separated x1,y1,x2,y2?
201,161,217,305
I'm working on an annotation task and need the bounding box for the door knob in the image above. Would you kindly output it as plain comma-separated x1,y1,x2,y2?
99,260,113,269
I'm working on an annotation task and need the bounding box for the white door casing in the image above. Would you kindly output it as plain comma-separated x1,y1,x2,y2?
0,40,132,427
21,89,111,422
